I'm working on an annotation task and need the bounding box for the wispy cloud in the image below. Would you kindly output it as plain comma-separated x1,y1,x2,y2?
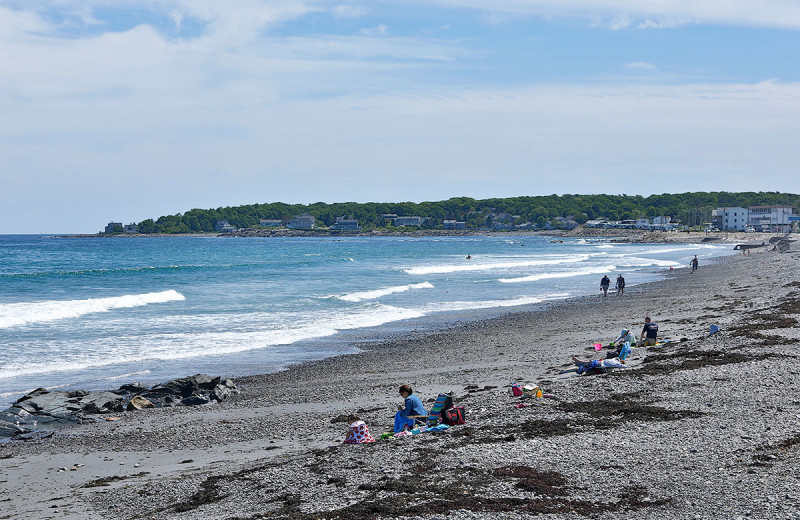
332,4,366,18
625,61,656,70
360,24,389,36
420,0,800,29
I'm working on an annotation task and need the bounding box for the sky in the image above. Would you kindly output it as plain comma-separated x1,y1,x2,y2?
1,1,799,233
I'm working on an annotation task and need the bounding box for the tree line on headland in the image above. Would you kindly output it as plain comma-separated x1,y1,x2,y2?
134,192,799,234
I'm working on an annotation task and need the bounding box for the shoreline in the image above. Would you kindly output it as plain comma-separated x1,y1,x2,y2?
55,228,784,245
1,246,799,519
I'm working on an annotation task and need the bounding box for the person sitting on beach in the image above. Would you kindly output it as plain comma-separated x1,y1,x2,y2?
561,355,629,375
638,317,658,346
608,328,636,359
600,275,611,297
394,384,427,433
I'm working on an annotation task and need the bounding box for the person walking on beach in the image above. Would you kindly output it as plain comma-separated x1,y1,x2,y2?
600,275,611,297
638,317,658,346
615,274,625,296
690,255,699,273
394,384,427,433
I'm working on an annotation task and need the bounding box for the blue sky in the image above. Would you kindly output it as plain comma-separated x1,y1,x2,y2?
1,1,799,233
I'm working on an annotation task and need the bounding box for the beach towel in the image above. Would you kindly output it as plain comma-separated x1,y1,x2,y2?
618,341,632,361
344,420,375,444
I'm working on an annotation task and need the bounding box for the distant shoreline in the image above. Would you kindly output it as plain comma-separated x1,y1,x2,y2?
59,227,775,244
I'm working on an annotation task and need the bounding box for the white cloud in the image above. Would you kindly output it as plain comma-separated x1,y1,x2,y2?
625,61,655,70
419,0,800,29
332,4,366,18
360,24,389,36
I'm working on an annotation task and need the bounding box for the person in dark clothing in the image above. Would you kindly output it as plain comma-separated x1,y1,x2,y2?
600,275,611,297
690,256,699,273
616,274,625,295
639,317,659,346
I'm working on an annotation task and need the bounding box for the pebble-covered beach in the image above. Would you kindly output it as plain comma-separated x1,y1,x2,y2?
1,244,799,520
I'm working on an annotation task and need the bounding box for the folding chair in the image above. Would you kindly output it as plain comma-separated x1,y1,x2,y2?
408,393,452,427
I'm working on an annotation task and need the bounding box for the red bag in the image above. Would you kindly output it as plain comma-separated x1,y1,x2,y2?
442,406,466,425
511,383,523,397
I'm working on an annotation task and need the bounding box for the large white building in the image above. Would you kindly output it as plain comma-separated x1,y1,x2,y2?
748,206,794,232
712,207,749,231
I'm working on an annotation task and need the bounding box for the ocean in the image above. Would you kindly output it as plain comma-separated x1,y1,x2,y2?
0,234,735,403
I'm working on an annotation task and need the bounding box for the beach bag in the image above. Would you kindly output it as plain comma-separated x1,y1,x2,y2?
442,406,466,425
344,420,375,444
511,382,523,397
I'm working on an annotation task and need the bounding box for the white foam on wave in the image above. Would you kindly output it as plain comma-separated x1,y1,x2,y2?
615,257,680,268
0,303,423,380
0,290,185,329
498,265,618,283
337,282,434,302
422,293,569,313
404,255,589,275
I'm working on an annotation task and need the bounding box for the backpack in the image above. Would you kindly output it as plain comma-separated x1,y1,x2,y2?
511,382,523,396
442,406,466,425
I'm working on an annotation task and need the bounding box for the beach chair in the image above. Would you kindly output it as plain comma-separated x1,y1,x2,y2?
408,393,452,427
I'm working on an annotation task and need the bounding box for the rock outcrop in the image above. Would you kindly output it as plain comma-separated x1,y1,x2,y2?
0,374,238,439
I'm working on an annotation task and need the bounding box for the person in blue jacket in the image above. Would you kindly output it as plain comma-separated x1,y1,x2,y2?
394,384,427,432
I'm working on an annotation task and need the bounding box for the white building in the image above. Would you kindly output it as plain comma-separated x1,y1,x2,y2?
712,207,749,231
329,216,361,231
443,220,466,230
287,214,316,229
747,206,794,232
393,216,428,227
259,219,282,227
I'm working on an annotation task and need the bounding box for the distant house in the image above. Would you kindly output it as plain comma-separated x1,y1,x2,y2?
381,214,398,222
584,219,609,228
554,216,579,230
287,214,316,229
393,216,428,227
329,216,361,231
747,205,794,232
123,223,138,234
259,219,282,227
443,220,466,230
104,222,123,234
214,220,236,233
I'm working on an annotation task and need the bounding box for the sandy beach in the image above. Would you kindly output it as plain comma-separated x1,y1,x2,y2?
1,242,799,520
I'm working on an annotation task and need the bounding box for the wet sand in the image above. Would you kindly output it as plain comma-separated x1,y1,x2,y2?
1,244,799,519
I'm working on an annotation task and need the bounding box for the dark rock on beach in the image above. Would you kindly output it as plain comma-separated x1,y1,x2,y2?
0,374,238,438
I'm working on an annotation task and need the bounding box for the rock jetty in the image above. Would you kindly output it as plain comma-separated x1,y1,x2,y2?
0,374,237,439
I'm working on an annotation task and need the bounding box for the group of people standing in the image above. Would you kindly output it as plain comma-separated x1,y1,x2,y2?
600,274,625,297
601,255,700,297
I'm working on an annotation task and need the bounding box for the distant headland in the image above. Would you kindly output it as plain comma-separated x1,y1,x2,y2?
95,192,798,237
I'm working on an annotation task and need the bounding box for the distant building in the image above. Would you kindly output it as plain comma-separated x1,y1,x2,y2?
554,216,579,230
214,220,236,232
443,220,466,230
712,207,748,231
329,216,361,231
123,223,138,234
259,219,282,227
393,216,428,227
104,222,123,234
747,205,794,232
287,214,316,229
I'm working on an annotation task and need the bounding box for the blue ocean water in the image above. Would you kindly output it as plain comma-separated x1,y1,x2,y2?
0,234,735,403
